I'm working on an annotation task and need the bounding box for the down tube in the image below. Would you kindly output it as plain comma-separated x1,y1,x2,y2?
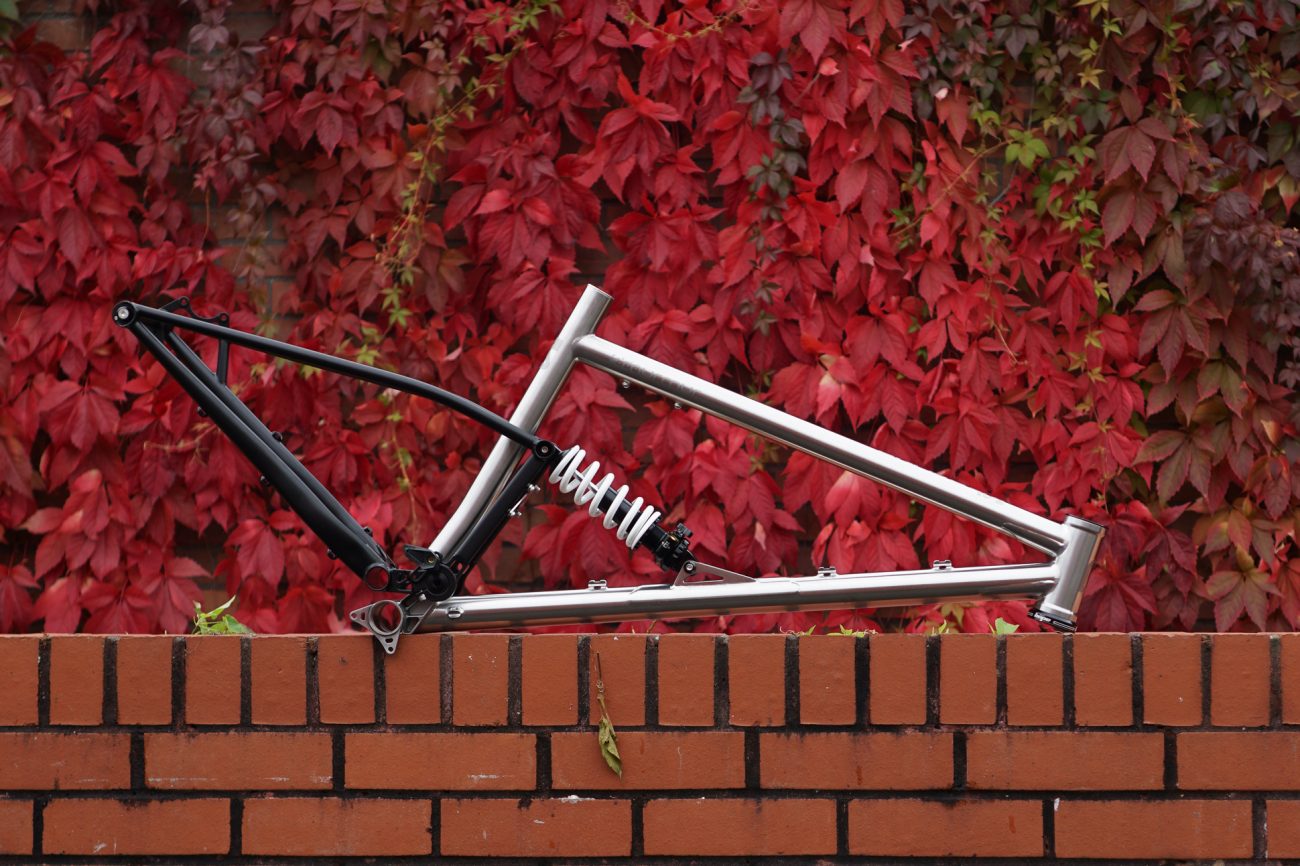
572,335,1070,558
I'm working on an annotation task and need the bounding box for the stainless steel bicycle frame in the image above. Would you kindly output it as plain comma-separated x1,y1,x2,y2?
352,284,1103,644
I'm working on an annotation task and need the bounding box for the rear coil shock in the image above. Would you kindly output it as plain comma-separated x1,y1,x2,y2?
548,446,661,550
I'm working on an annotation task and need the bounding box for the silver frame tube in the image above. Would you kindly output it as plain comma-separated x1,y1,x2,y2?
418,564,1058,632
574,335,1070,556
427,285,612,555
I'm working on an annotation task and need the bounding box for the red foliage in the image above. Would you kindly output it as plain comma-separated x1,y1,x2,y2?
1,0,1298,635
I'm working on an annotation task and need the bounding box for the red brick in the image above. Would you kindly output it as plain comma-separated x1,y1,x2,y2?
50,635,103,725
849,799,1043,857
552,731,744,790
0,638,38,726
185,636,241,725
0,800,31,854
451,634,509,726
1283,634,1300,724
251,636,306,725
522,635,577,725
347,733,535,790
1073,633,1132,726
1268,800,1300,858
588,634,646,726
728,634,785,726
761,732,952,789
43,798,229,855
317,634,374,724
0,733,129,789
869,633,927,724
645,798,836,856
115,636,173,725
799,636,856,724
1211,633,1270,726
940,633,995,724
658,634,715,726
243,798,430,856
1055,799,1252,859
968,731,1163,790
1179,732,1300,789
1142,633,1202,726
440,797,630,857
383,632,440,723
146,732,331,789
1005,633,1063,725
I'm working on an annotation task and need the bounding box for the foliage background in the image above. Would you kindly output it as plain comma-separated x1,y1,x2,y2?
1,0,1298,635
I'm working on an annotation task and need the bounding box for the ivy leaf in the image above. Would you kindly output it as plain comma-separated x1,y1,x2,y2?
1102,186,1157,245
1206,566,1276,631
780,0,845,61
1155,437,1194,502
56,208,96,269
1100,124,1157,182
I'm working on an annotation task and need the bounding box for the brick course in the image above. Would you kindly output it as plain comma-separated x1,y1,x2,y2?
2,631,1291,862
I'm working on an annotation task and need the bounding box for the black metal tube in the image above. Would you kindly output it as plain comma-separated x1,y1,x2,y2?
445,448,555,576
128,321,391,580
116,302,536,448
160,328,387,569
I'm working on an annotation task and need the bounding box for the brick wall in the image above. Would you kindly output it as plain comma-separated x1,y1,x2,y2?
0,631,1297,862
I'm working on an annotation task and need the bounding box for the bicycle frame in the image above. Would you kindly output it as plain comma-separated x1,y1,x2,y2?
114,285,1103,653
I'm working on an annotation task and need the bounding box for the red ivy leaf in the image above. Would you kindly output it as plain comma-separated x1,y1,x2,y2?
1100,124,1157,182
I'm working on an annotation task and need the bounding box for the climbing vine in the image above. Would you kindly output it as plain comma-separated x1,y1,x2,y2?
1,0,1298,635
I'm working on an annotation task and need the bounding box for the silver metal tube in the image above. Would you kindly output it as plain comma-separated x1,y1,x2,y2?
414,564,1058,631
573,335,1070,557
427,285,612,555
1033,514,1104,626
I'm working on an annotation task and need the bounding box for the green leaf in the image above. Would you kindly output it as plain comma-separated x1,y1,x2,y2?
192,597,253,635
992,617,1019,635
220,615,252,635
597,715,621,776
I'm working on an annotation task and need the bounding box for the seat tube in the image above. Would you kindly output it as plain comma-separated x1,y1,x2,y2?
427,284,613,556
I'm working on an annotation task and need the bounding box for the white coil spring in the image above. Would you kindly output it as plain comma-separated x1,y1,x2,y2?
548,446,661,551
